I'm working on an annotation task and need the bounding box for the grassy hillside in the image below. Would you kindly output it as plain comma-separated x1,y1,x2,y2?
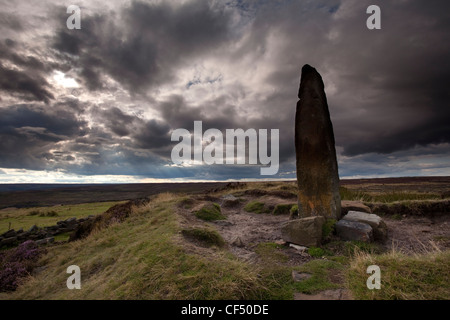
1,194,266,299
1,181,449,300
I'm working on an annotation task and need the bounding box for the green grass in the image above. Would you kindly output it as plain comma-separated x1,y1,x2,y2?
195,203,225,221
307,247,332,258
254,242,348,298
39,210,59,217
289,204,298,215
294,259,346,294
347,249,450,300
322,219,336,240
0,202,121,234
182,228,225,248
255,242,289,263
272,204,295,215
325,240,384,257
0,194,270,300
54,232,71,242
244,201,270,214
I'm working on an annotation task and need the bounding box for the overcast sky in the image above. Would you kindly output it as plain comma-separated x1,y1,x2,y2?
0,0,449,183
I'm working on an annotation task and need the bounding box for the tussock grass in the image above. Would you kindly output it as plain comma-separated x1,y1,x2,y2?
195,203,225,221
347,248,450,300
272,204,295,215
182,228,225,248
244,201,270,214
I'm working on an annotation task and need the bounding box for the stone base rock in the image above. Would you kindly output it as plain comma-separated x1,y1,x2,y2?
281,216,325,247
342,211,387,241
336,219,373,242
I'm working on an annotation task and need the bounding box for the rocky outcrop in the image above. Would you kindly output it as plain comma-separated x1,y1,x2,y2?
295,64,341,220
0,216,95,248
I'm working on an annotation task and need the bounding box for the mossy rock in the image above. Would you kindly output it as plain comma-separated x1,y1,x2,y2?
273,204,295,215
195,203,225,221
244,201,271,214
182,228,225,248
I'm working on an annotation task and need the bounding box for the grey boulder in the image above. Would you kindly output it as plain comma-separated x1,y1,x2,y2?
281,216,325,247
336,219,373,242
342,211,387,241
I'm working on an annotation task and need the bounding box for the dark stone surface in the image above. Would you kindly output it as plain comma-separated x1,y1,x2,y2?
281,216,325,247
295,64,341,220
336,219,373,242
1,229,16,238
342,211,388,242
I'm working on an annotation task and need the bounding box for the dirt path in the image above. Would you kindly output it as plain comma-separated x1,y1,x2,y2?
383,214,450,253
188,192,449,300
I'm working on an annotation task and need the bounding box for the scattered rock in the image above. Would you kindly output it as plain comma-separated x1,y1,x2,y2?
35,237,55,246
27,225,38,233
342,211,387,241
292,271,312,282
295,64,341,220
231,237,245,248
336,220,373,242
66,217,77,224
274,239,287,246
289,243,307,252
281,216,325,247
2,229,16,238
341,201,371,216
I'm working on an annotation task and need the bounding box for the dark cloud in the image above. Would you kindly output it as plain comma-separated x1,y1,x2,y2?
53,0,235,93
0,12,23,31
0,0,449,180
0,65,54,103
0,103,87,169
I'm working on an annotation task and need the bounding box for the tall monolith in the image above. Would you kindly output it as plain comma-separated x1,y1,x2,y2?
295,64,341,220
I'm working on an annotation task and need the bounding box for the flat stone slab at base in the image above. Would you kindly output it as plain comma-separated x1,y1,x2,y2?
281,216,325,247
341,201,371,216
294,289,352,300
336,219,373,242
343,211,388,241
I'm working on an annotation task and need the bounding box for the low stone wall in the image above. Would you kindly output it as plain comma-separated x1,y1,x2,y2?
0,216,95,248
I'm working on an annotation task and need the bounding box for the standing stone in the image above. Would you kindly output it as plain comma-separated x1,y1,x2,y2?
295,64,341,220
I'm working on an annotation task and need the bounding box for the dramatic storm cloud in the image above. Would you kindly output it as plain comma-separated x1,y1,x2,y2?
0,0,449,182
